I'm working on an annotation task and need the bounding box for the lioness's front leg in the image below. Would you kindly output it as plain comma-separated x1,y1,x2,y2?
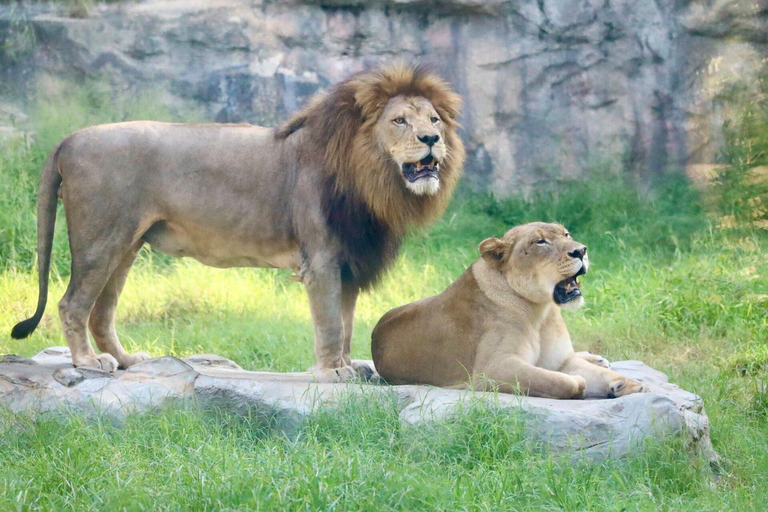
304,253,357,383
477,356,586,399
560,355,649,398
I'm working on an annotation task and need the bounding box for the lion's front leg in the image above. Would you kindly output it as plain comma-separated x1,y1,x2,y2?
560,355,649,398
303,254,357,383
341,284,358,366
339,285,375,380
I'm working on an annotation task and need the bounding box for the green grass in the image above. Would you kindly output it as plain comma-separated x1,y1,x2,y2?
0,397,741,511
0,84,767,510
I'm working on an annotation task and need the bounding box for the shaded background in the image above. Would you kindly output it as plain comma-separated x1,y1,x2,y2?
1,0,766,193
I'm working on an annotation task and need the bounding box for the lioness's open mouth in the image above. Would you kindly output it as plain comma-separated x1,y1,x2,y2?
402,155,440,182
553,265,586,304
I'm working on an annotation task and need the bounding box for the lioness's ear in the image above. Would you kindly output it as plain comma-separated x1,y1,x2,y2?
479,238,511,269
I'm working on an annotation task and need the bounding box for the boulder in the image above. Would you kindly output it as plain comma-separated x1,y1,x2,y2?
0,346,718,464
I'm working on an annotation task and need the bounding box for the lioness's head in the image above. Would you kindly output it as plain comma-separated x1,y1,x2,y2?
374,95,447,195
479,222,589,310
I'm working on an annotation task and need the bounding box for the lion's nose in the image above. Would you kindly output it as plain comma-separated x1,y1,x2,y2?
418,134,440,147
568,246,587,259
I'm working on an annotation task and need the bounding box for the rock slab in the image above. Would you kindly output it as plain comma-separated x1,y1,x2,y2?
0,347,717,463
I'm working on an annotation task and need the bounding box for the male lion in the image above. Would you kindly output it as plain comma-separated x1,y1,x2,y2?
11,62,465,381
372,222,649,398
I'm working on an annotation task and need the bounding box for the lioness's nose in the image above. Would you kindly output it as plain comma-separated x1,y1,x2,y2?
568,246,587,259
418,134,440,147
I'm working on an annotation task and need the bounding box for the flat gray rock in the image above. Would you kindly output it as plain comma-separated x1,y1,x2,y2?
0,347,717,464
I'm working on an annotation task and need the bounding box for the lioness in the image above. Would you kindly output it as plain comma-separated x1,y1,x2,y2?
11,63,465,382
372,222,649,398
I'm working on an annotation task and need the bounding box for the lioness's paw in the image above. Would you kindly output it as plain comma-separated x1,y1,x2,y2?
73,353,118,373
309,364,359,383
608,378,649,398
570,375,587,399
117,352,151,369
576,351,611,368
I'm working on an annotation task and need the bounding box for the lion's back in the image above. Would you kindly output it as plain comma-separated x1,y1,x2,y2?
56,121,281,188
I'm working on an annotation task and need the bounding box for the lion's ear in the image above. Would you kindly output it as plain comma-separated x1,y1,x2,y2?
433,91,462,121
479,237,511,269
353,80,387,121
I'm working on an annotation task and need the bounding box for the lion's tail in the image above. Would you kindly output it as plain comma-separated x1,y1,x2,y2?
11,142,64,339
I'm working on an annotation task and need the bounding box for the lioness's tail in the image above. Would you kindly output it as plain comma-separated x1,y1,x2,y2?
11,143,63,339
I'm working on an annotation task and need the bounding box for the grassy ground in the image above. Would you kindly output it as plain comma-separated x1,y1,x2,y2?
0,88,767,510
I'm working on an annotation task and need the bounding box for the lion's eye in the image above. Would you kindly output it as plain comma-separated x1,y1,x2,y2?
430,116,440,124
564,232,571,238
535,239,549,245
393,117,406,126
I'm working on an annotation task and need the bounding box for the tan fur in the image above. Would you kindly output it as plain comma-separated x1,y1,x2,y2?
12,62,465,382
372,222,650,399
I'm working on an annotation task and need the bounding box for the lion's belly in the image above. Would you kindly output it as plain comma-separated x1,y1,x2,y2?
142,220,300,270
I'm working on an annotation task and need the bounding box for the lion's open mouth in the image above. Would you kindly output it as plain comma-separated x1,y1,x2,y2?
553,265,586,305
402,155,440,182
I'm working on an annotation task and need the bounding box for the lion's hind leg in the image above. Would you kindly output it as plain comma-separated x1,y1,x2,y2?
59,251,123,372
88,242,151,369
59,209,146,372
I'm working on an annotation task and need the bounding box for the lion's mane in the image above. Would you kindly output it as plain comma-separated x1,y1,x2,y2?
277,63,465,289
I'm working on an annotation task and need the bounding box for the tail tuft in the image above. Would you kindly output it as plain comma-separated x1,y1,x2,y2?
11,315,41,339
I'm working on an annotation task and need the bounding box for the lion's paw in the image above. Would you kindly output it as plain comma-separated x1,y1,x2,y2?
73,353,118,373
309,363,359,383
117,351,151,369
608,378,649,398
351,360,379,382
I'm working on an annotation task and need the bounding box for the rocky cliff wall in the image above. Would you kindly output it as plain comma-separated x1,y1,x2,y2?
1,0,766,192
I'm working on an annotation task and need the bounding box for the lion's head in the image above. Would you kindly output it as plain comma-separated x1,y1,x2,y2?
276,62,465,233
479,222,589,310
373,95,448,196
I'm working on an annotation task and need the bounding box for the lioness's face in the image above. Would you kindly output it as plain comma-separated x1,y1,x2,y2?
479,222,589,309
374,95,448,196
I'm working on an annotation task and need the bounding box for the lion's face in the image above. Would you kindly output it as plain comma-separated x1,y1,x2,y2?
374,95,448,196
479,222,589,310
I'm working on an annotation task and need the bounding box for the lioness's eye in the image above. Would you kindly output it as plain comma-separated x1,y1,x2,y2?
535,239,549,245
430,116,440,124
393,117,406,126
565,232,571,238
